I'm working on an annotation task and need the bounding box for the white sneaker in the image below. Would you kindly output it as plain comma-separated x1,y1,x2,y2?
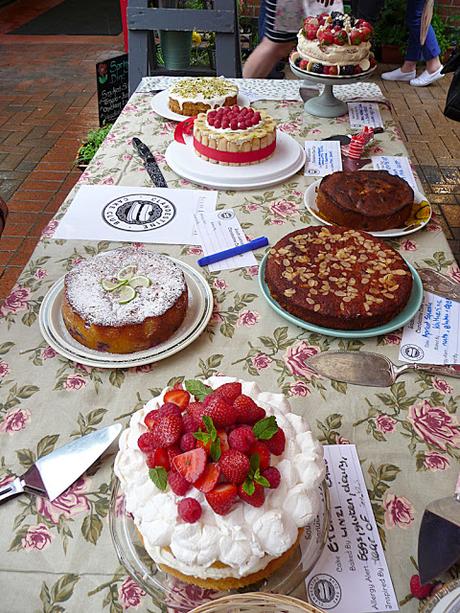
381,67,416,81
410,67,444,87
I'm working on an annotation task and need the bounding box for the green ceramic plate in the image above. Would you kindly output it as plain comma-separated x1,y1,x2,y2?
258,255,423,339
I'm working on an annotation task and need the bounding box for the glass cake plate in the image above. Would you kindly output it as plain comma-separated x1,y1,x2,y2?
109,478,330,612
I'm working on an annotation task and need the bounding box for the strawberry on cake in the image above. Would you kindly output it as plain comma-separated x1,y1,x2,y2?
192,106,277,166
292,11,376,76
114,376,325,590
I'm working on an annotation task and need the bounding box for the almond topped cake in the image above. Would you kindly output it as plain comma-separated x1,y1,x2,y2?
265,226,413,330
62,247,188,353
168,77,238,116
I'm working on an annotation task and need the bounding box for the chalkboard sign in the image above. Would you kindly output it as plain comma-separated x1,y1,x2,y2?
96,53,129,126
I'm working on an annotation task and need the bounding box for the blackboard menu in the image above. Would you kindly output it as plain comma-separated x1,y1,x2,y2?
96,53,129,126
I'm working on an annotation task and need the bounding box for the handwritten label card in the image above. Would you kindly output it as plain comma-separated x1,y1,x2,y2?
372,156,417,190
304,141,343,176
399,291,460,364
348,102,383,129
193,208,257,272
304,445,398,612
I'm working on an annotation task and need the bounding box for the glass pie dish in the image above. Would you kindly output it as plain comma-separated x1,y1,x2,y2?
109,478,330,612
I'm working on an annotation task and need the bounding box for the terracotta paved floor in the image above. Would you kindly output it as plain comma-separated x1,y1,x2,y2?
0,0,459,302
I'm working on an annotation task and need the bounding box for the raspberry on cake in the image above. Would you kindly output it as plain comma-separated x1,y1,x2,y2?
168,77,238,116
62,247,188,354
114,376,325,590
192,105,277,166
295,11,376,75
265,226,413,330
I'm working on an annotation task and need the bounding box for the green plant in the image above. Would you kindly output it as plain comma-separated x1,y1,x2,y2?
431,10,455,56
373,0,407,50
76,124,112,166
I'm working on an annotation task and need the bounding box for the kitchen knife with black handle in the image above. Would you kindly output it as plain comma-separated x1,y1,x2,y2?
132,137,168,187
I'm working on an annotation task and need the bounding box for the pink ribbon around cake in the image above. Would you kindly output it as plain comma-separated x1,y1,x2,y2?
193,136,277,164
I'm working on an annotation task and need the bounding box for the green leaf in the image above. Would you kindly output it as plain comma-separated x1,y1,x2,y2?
86,408,107,427
378,464,400,482
202,415,216,439
184,379,213,401
37,434,59,459
254,474,270,488
331,380,347,395
249,453,260,474
40,581,51,607
16,385,39,399
210,438,221,461
51,573,80,602
149,467,168,491
193,431,209,442
109,370,125,388
242,478,255,496
16,448,36,469
0,342,14,355
253,416,278,440
81,514,103,546
326,413,342,430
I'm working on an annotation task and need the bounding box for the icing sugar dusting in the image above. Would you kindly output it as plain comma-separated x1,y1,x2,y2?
65,248,187,326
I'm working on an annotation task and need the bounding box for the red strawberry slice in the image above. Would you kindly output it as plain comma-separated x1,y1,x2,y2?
203,395,236,428
233,395,266,425
215,382,242,403
238,482,265,507
164,389,190,410
219,449,250,484
172,447,207,483
249,441,271,469
146,447,170,470
194,462,221,492
205,483,238,515
144,410,159,430
151,413,183,448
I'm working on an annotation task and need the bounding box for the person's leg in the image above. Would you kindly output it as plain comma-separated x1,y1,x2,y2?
382,0,418,81
243,37,295,78
421,25,442,71
407,0,444,85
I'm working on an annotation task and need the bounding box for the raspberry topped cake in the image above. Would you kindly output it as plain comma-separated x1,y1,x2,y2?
62,247,188,353
193,106,277,166
293,11,376,76
168,77,238,116
265,226,413,330
114,376,325,589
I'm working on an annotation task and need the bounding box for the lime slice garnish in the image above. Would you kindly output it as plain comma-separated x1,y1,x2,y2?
117,265,137,281
101,279,128,292
129,275,151,289
117,285,136,304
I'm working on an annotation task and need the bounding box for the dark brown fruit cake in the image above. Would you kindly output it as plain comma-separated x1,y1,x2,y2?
62,247,188,353
265,226,413,330
317,170,414,231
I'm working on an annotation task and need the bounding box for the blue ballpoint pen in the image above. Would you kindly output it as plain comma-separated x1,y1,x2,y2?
197,236,269,267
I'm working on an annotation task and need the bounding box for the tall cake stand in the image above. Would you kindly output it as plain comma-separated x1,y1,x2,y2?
289,55,377,118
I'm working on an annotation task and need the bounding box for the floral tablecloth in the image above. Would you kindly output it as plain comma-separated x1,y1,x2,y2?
1,82,459,613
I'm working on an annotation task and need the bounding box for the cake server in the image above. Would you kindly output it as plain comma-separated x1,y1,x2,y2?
418,471,460,584
307,351,460,387
132,137,168,187
417,268,460,302
0,423,122,504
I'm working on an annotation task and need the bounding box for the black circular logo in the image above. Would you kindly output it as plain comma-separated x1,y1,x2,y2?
307,574,342,609
400,344,424,361
102,194,176,232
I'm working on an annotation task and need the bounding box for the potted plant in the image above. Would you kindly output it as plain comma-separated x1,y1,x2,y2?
76,124,113,170
373,0,407,64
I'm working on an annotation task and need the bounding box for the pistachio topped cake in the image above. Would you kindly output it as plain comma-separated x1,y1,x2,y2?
168,77,238,116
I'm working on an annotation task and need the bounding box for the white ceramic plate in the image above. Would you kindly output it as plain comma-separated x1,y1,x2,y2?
304,179,432,238
38,258,213,369
165,131,306,190
150,89,251,122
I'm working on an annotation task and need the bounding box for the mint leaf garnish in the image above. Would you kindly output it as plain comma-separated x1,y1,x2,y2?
253,416,278,440
202,415,217,441
193,431,208,442
210,438,221,462
249,453,260,474
149,467,168,491
184,379,213,401
254,474,270,488
242,478,255,496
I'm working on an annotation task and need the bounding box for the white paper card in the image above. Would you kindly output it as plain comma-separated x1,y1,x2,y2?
305,445,398,612
372,155,417,190
348,102,383,128
399,291,460,364
193,209,257,272
304,141,343,176
54,185,217,245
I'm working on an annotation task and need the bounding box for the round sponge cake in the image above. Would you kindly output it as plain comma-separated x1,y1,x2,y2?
62,247,188,353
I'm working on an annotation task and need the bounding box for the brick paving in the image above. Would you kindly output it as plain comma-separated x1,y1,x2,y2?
0,0,459,301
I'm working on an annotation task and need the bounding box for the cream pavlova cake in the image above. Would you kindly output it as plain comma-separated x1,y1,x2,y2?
293,11,376,75
114,376,325,589
168,77,238,116
192,106,277,166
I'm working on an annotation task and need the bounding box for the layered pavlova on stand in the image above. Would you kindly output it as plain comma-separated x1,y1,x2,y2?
114,377,325,589
192,106,277,166
62,247,188,353
293,11,376,75
168,77,238,116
